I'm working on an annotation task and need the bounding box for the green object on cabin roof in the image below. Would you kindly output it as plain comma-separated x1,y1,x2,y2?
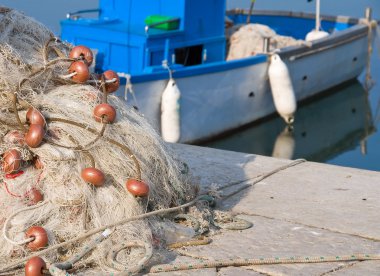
144,15,180,30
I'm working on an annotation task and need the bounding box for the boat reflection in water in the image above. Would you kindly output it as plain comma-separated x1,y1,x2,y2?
201,80,375,163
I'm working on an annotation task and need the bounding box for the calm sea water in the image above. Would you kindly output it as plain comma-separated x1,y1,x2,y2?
2,0,379,171
220,0,380,172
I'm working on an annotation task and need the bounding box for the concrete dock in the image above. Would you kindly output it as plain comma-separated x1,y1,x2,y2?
155,144,380,275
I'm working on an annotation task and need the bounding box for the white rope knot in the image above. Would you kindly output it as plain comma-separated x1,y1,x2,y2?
59,71,77,79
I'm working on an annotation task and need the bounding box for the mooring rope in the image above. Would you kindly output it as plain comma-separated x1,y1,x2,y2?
149,254,380,273
167,236,211,249
217,159,306,198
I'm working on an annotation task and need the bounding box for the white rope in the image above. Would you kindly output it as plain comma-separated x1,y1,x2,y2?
315,0,321,31
162,60,173,79
123,74,139,109
59,71,77,79
87,77,117,84
106,240,153,274
2,201,49,246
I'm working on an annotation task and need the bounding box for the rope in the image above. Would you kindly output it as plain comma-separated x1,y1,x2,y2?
363,19,377,91
43,36,59,64
87,78,117,84
168,236,211,249
212,216,253,230
150,254,380,273
51,229,113,271
123,74,139,108
105,240,153,274
46,117,142,180
101,74,108,104
2,181,22,198
59,71,77,79
10,92,25,131
174,214,200,233
2,170,43,200
218,159,306,198
2,201,49,246
46,119,107,151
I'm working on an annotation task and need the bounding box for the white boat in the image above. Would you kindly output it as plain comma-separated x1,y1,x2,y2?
61,0,377,143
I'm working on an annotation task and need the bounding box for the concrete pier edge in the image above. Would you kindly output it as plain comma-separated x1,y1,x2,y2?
156,143,380,276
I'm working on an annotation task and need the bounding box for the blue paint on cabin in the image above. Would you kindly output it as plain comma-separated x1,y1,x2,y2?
61,1,354,83
61,0,226,75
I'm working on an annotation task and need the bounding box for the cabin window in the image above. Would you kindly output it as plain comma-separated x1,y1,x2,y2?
175,45,203,66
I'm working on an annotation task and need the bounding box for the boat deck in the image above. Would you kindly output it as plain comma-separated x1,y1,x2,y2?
156,144,380,275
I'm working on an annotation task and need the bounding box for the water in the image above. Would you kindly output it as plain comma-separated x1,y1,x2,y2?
1,0,379,171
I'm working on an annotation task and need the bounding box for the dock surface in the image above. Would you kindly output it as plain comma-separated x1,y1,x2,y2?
156,144,380,276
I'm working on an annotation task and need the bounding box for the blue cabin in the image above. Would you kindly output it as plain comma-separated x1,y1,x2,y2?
61,0,226,75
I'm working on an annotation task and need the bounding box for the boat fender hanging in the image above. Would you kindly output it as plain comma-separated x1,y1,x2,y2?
305,30,329,41
161,78,181,143
268,54,297,124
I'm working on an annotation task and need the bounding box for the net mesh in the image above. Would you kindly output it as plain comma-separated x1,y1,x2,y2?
0,8,197,274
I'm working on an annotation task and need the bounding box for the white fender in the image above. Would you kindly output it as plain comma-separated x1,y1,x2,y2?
161,78,181,143
305,30,329,41
272,126,295,160
268,54,297,124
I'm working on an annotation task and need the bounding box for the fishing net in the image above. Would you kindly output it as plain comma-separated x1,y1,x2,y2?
0,7,198,275
226,23,304,60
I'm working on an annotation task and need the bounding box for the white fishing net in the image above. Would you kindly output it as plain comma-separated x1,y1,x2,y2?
226,23,304,60
0,7,197,275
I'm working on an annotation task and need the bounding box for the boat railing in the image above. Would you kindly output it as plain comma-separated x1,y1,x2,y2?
66,9,101,20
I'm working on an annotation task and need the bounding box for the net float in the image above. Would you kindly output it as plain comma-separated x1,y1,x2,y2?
69,45,94,66
25,256,46,276
81,167,105,187
27,189,44,205
26,107,46,126
4,130,25,145
93,103,116,123
25,124,44,148
68,61,89,83
25,226,48,251
126,179,149,197
103,70,120,93
2,149,22,174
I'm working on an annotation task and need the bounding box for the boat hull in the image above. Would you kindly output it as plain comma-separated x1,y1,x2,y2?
118,23,369,143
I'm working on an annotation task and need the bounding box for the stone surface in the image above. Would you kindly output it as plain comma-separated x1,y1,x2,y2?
176,215,379,276
165,144,380,275
328,260,380,275
148,253,217,275
218,267,263,275
224,161,380,241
